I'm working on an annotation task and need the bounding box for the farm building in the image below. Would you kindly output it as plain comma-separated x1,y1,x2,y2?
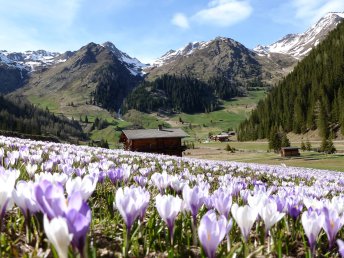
280,147,300,157
119,126,189,156
211,131,235,142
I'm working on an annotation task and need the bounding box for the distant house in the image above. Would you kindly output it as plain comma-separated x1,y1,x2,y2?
119,126,189,156
211,131,235,142
281,147,300,157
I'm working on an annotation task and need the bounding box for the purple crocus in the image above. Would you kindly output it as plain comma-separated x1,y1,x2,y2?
115,186,150,232
301,209,324,254
337,239,344,257
198,210,227,258
108,168,124,185
65,192,91,256
212,188,232,218
34,179,66,220
286,197,303,219
134,175,148,187
322,207,344,248
183,185,207,220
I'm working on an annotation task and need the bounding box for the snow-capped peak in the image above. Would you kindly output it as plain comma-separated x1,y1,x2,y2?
0,49,66,71
151,37,231,67
254,12,344,58
101,41,147,76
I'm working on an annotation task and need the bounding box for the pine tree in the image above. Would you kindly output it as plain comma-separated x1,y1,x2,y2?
305,139,312,151
281,132,291,147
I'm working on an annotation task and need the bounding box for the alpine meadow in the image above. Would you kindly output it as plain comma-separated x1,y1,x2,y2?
1,2,344,257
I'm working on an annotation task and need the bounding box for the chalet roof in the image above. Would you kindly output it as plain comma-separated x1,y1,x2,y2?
281,147,300,150
122,128,189,140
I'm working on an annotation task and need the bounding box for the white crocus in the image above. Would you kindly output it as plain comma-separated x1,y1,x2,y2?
44,215,73,258
13,180,39,217
247,192,269,212
0,169,19,217
260,200,285,233
66,175,98,200
231,203,258,242
26,163,38,178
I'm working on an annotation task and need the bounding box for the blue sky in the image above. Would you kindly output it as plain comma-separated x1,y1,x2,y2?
0,0,343,63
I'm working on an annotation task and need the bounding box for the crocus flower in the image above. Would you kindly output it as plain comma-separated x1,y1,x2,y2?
301,209,324,254
212,188,232,218
108,168,124,185
322,207,344,248
44,215,73,258
65,192,91,255
286,197,303,219
66,175,98,201
34,179,66,219
134,175,148,187
337,239,344,257
115,187,150,232
13,180,39,219
0,169,18,221
151,172,171,194
183,185,207,220
26,163,38,178
198,210,227,258
155,194,182,243
231,203,258,242
260,200,285,234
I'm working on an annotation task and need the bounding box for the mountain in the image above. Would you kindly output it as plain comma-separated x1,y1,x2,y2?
0,49,73,94
238,19,344,141
13,42,144,116
0,63,28,94
102,41,147,76
146,37,265,86
0,49,70,72
254,12,344,58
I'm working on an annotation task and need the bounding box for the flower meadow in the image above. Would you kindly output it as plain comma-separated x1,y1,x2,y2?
0,136,344,257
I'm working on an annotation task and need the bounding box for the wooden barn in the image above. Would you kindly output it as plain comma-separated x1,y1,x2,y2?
119,126,189,157
280,147,300,157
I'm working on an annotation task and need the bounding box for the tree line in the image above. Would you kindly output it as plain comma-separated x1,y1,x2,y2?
0,95,85,141
238,20,344,144
122,74,249,114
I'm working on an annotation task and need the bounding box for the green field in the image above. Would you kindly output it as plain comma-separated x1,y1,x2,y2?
170,90,266,140
186,140,344,172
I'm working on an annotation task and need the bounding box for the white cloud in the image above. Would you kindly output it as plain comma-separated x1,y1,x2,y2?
0,0,82,28
0,0,83,51
171,13,190,29
191,0,253,27
292,0,344,23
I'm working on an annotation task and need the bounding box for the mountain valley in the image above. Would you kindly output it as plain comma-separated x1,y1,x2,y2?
0,12,343,146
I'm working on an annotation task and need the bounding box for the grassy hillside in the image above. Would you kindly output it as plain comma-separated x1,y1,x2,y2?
168,90,266,140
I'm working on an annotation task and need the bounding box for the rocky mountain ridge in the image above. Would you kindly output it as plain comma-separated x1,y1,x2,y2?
254,12,344,58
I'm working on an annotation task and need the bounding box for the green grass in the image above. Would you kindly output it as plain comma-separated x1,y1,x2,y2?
170,90,267,139
123,110,171,129
90,126,123,149
27,95,59,112
188,140,344,171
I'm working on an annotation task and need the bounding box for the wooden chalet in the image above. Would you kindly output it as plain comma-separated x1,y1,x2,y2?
119,126,189,157
280,147,300,157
